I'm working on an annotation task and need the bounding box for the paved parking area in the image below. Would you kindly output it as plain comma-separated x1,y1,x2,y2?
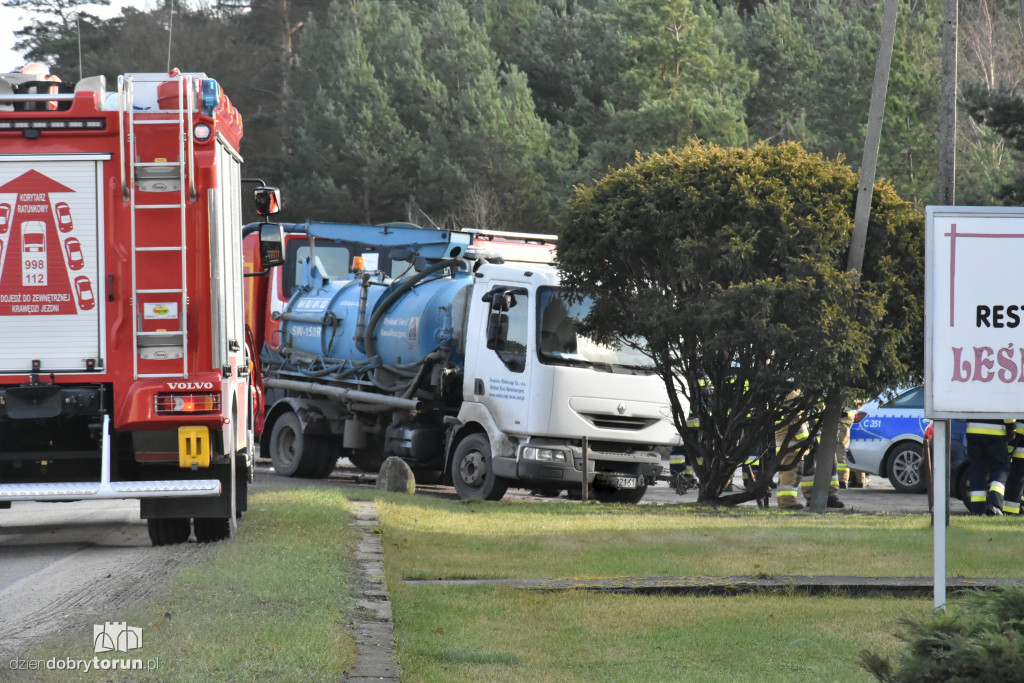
638,472,970,515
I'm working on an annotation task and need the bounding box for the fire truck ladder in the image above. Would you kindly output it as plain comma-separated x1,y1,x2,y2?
119,73,196,380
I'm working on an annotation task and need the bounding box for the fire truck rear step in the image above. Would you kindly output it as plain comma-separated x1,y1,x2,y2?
0,416,220,501
0,480,221,501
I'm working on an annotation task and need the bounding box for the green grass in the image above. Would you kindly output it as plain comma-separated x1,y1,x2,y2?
390,586,924,682
364,494,1024,580
18,488,358,683
358,492,1021,681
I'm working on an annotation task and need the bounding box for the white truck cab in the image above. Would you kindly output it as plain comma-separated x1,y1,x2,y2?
455,261,676,502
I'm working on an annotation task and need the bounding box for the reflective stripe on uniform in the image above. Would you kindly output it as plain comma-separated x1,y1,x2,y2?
966,422,1010,436
971,491,987,503
1004,501,1021,515
990,481,1006,495
1013,448,1024,459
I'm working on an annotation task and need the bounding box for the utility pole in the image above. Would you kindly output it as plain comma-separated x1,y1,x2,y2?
937,0,958,205
932,0,959,613
809,0,899,512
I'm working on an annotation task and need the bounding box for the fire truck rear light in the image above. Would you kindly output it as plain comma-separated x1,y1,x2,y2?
155,392,221,415
193,123,211,141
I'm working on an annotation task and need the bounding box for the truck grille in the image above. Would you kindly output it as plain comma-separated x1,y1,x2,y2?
579,413,659,431
586,441,638,454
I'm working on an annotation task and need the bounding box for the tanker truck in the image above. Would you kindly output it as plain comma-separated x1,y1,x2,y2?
253,223,677,502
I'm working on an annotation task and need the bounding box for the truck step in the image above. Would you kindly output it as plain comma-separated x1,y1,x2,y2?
0,479,221,501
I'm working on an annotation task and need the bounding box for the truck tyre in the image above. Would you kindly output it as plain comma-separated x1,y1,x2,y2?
347,450,385,473
194,517,231,543
269,412,332,478
270,412,305,476
451,434,509,501
592,482,648,504
148,518,191,545
311,455,339,479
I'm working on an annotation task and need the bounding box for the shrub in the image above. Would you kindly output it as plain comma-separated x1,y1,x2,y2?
860,587,1024,682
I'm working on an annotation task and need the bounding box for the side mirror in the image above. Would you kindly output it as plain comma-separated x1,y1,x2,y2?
259,222,284,268
253,186,281,217
245,222,284,278
485,292,512,351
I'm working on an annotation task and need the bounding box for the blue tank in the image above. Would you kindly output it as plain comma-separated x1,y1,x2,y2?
279,268,472,369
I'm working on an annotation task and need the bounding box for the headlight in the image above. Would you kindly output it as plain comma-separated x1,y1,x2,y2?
522,447,567,462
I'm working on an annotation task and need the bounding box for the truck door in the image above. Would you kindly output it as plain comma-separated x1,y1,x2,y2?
467,285,532,434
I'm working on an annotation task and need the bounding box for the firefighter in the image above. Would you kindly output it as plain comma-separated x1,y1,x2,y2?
775,390,810,510
1001,419,1024,516
798,443,845,508
836,406,856,488
965,418,1015,515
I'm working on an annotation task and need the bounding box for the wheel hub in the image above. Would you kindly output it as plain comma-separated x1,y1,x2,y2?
459,451,486,487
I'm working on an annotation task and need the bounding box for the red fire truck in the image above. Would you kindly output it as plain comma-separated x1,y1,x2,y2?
0,68,282,545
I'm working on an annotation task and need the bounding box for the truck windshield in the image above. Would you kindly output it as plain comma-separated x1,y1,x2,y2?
536,287,655,373
283,241,420,297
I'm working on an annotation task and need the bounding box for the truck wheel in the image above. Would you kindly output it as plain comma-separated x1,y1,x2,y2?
592,482,648,504
347,450,385,473
269,412,332,478
270,412,305,476
451,434,509,501
411,467,443,485
194,517,231,543
147,518,191,546
311,455,339,479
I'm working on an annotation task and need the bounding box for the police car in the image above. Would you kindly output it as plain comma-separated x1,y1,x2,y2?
848,386,930,493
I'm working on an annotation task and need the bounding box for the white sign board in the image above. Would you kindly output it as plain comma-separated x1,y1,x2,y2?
926,206,1024,418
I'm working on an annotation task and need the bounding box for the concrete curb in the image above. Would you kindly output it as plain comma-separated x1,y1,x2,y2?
405,574,1024,597
344,501,401,681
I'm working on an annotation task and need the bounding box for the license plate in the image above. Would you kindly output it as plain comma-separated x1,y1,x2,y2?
607,475,638,489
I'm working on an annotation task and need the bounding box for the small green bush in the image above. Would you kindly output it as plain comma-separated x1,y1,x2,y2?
860,587,1024,682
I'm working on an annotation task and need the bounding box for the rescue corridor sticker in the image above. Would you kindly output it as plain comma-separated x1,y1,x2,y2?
926,206,1024,417
0,171,93,316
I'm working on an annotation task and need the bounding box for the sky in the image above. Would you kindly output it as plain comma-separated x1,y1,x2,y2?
1,1,137,74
